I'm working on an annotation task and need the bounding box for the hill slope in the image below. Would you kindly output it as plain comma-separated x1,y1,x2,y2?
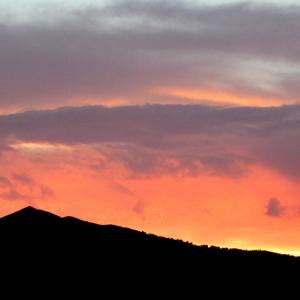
0,206,299,280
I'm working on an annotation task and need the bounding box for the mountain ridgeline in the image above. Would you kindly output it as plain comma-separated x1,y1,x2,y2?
1,206,299,281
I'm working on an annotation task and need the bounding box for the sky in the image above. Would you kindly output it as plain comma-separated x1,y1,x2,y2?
0,0,300,255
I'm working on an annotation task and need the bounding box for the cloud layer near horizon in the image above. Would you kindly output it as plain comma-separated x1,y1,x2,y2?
1,1,300,110
0,104,299,180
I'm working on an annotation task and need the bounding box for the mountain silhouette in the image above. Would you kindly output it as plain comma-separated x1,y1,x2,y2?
1,206,299,290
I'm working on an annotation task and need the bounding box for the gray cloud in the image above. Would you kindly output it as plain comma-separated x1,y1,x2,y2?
265,197,285,217
0,1,300,109
0,104,299,179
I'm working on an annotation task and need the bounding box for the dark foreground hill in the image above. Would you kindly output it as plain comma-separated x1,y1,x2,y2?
1,206,299,292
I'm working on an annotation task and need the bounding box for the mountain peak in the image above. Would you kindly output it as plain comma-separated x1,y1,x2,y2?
10,205,54,216
0,206,61,224
18,206,38,213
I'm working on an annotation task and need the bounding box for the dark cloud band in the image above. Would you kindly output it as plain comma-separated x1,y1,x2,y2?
0,104,299,179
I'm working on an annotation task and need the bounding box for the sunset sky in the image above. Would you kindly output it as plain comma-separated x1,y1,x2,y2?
1,0,300,255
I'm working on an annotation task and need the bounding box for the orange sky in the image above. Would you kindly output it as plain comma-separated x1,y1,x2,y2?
1,0,300,256
1,142,300,256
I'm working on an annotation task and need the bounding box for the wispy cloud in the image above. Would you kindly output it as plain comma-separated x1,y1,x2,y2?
0,172,55,202
0,176,12,188
109,180,145,214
